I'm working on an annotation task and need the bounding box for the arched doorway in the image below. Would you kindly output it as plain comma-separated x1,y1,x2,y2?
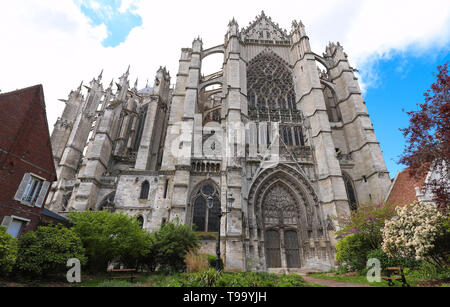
262,183,302,268
247,164,334,272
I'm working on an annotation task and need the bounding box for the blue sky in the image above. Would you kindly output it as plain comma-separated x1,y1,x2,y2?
76,0,142,47
363,48,449,176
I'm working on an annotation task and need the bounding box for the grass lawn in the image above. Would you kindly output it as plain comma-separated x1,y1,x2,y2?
308,269,448,287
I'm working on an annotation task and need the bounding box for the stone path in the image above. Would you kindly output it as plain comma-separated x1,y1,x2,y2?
302,275,374,287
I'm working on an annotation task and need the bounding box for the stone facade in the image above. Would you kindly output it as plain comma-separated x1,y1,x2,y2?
47,12,392,272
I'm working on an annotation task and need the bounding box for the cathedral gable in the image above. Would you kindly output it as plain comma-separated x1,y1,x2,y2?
241,11,289,43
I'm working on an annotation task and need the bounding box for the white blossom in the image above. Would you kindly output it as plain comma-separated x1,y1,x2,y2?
382,202,444,260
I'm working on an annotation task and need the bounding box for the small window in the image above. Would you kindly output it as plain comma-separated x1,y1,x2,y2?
14,173,50,207
140,181,150,200
137,216,144,228
1,216,30,238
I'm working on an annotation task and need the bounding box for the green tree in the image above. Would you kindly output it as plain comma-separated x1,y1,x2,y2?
68,211,149,272
0,226,18,275
335,233,372,272
145,221,199,273
15,225,86,278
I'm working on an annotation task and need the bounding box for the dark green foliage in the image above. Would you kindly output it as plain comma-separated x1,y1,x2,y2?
336,234,372,272
15,225,86,277
205,254,224,270
428,217,450,267
68,211,149,272
366,248,420,273
165,270,305,287
143,221,199,273
0,227,18,275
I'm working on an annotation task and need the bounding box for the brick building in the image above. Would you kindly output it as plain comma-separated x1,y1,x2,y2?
0,85,59,238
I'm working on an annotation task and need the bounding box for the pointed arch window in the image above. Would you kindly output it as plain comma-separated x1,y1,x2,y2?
323,86,342,122
343,173,358,211
191,183,220,232
140,181,150,200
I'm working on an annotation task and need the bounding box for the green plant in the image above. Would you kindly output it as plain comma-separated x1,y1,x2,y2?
68,211,149,272
205,254,224,270
163,271,305,287
336,202,397,249
382,202,449,268
145,221,199,273
15,225,86,278
335,233,372,272
0,226,18,275
185,251,209,273
367,248,419,273
96,280,132,287
276,274,305,287
188,268,223,287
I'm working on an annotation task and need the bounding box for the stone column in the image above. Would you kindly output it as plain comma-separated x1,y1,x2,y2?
325,42,391,203
49,77,103,212
290,21,349,222
222,19,246,271
135,68,171,170
151,50,191,231
169,38,202,224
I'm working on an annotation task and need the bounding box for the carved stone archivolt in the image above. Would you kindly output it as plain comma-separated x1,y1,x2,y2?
247,163,331,270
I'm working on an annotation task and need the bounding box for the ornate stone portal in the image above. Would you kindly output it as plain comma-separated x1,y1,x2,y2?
47,11,392,272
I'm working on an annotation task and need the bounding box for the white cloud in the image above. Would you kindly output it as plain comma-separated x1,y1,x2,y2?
0,0,449,133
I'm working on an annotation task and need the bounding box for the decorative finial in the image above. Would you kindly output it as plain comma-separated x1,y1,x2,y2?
98,69,103,81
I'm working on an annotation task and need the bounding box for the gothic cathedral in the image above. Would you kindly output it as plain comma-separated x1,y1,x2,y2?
46,12,392,272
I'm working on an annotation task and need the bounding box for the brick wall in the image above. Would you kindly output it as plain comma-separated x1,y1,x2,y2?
0,85,57,236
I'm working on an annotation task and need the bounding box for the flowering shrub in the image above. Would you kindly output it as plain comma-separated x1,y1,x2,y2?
336,202,397,249
382,202,447,264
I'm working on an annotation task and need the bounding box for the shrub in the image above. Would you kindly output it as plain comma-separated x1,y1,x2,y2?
185,251,209,273
15,225,86,278
165,271,305,287
68,211,149,272
336,234,372,272
366,248,419,273
145,221,199,273
382,202,448,267
205,254,224,271
0,226,18,275
336,202,397,249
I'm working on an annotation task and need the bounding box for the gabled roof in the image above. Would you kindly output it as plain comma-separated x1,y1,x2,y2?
0,85,57,180
385,167,428,206
241,11,290,41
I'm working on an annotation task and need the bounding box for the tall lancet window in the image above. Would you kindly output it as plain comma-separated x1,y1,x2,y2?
133,105,148,151
343,173,358,211
191,183,220,232
140,180,150,200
